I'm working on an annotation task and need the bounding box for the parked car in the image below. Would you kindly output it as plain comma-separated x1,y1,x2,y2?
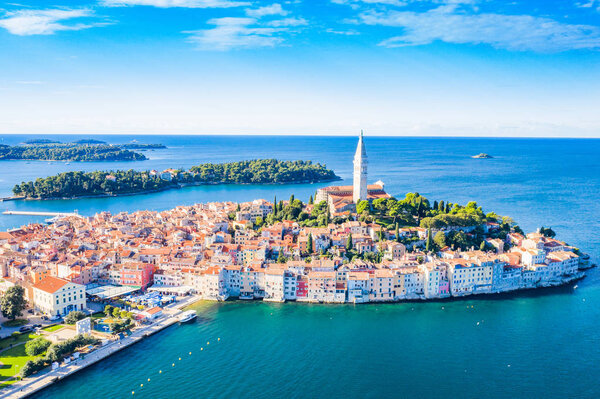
19,326,33,333
49,315,61,321
41,315,49,321
27,309,34,314
32,324,42,328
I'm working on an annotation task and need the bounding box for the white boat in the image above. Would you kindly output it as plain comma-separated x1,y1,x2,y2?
178,310,197,323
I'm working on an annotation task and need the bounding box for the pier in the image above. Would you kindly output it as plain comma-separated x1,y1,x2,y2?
0,296,200,399
2,211,79,217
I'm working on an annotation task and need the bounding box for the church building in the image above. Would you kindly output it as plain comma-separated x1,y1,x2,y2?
315,131,389,216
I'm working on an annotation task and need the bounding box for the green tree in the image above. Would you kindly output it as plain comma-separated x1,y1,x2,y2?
306,233,314,254
112,307,122,319
479,240,487,251
104,305,114,316
308,195,314,205
25,337,51,356
434,231,446,249
346,233,353,252
0,285,27,320
277,251,287,263
356,200,369,214
425,228,433,252
64,311,86,324
395,223,400,243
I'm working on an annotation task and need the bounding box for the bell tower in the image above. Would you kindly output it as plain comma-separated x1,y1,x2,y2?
353,130,368,203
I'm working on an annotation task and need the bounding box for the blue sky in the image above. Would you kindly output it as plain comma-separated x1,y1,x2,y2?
1,0,599,136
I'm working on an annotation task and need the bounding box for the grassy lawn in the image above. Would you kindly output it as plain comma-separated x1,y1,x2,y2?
0,344,44,388
1,319,28,328
0,333,39,351
42,325,64,333
91,312,106,319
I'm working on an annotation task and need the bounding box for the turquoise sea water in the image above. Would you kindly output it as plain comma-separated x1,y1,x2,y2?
0,135,598,398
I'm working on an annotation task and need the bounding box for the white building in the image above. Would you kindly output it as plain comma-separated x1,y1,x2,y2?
353,130,368,203
32,276,86,317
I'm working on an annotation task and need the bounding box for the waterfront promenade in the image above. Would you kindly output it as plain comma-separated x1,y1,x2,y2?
0,296,200,399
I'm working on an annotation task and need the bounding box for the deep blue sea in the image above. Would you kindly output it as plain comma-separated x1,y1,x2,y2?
1,135,599,398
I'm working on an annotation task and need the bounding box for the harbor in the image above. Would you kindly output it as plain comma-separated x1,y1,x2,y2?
0,296,201,399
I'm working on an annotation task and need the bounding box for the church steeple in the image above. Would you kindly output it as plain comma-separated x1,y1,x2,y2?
353,130,368,204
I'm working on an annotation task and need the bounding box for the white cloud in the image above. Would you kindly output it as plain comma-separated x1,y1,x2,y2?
0,9,107,36
326,28,360,35
331,0,407,6
101,0,249,8
246,3,288,17
358,5,600,52
266,17,307,27
185,17,285,50
576,0,600,10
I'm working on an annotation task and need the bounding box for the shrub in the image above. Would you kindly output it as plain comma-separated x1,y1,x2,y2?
21,358,48,377
25,337,51,356
64,310,87,324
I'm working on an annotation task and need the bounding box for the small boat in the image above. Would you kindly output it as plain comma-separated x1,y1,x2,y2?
178,310,197,323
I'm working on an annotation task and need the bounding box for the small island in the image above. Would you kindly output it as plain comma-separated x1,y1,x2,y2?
12,159,340,199
472,153,493,159
0,141,166,162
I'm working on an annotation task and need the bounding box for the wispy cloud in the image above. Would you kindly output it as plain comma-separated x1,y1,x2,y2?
357,5,600,52
331,0,408,7
185,17,285,50
15,80,44,84
246,3,288,17
266,17,307,27
326,28,360,35
0,9,108,36
576,0,600,10
101,0,249,8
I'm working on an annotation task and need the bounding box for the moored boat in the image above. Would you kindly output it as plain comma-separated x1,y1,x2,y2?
178,310,197,323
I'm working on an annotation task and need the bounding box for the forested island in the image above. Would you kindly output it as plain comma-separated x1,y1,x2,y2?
12,159,339,199
0,141,166,162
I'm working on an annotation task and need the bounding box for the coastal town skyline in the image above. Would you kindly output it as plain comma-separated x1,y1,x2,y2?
1,1,600,137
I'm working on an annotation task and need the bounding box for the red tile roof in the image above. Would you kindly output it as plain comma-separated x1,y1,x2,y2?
32,276,70,294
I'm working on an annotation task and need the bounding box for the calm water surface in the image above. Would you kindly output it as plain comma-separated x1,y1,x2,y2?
0,135,598,398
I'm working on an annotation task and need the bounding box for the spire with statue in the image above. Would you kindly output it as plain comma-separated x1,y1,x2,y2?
353,130,368,203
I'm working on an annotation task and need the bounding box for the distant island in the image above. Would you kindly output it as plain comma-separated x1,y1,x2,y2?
472,153,493,159
0,141,166,162
12,159,339,199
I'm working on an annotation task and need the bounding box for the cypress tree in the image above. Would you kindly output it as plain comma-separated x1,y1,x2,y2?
433,200,438,211
309,195,314,205
346,233,353,252
289,194,295,204
438,200,445,212
395,223,400,243
307,232,313,254
426,227,432,252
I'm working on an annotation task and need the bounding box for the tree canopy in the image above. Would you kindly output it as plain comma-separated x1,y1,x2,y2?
0,285,27,320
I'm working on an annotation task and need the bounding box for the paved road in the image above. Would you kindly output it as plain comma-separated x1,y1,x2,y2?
0,295,200,399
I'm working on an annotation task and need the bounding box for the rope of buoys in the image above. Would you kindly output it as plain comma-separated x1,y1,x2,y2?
133,337,221,395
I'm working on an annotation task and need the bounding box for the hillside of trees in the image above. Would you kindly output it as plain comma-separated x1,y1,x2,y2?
13,159,339,199
189,159,338,184
0,144,147,161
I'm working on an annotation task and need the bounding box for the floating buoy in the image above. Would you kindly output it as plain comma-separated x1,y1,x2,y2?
179,357,181,361
148,378,151,382
201,347,203,351
172,363,175,367
140,384,143,387
132,392,135,395
207,341,210,345
476,322,480,326
218,338,220,341
159,370,162,374
507,364,511,368
441,307,444,310
189,351,192,355
583,298,586,302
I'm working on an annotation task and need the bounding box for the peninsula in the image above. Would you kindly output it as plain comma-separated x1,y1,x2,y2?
0,141,166,162
12,159,340,199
